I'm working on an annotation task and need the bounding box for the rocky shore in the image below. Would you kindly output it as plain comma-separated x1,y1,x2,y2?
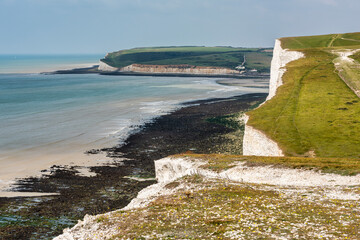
0,93,266,240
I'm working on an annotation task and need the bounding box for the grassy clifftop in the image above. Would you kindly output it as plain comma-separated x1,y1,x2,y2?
280,32,360,49
101,46,272,73
247,32,360,158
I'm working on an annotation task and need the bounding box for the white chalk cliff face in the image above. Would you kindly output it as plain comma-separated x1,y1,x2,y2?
54,157,360,239
98,61,118,72
121,64,239,75
98,60,240,75
242,115,284,156
243,39,304,156
267,39,304,100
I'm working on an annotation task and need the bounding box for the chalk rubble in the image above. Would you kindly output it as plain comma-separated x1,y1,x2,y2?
54,157,360,239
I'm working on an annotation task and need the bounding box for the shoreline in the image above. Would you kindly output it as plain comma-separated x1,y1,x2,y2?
50,65,270,79
0,93,267,239
0,75,268,198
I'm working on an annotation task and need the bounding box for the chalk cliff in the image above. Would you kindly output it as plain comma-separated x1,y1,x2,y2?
54,156,360,239
98,61,240,75
121,64,240,75
267,39,304,100
98,61,118,71
242,115,284,156
243,39,304,156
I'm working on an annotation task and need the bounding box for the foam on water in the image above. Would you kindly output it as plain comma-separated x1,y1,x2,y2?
0,73,268,192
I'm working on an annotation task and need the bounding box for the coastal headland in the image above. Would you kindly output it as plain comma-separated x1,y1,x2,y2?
2,36,360,239
245,32,360,158
1,45,271,239
55,33,360,239
52,46,272,78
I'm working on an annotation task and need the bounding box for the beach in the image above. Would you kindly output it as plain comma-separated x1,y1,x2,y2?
0,73,268,197
0,92,267,239
0,54,270,238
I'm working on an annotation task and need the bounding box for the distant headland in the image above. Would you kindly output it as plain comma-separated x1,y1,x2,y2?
52,46,272,78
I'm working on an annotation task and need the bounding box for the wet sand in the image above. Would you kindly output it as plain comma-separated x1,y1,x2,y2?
0,93,267,240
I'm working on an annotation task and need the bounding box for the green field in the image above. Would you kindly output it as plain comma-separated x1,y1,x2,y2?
101,46,272,72
351,50,360,62
281,32,360,49
247,32,360,158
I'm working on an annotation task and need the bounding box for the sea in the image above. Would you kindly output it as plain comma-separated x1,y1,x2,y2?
0,55,269,193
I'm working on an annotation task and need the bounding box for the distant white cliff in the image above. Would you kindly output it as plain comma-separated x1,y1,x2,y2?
98,61,118,71
243,39,304,156
97,60,240,75
121,64,240,75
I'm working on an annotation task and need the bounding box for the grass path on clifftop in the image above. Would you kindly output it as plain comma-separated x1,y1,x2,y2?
333,51,360,97
247,32,360,158
280,32,360,49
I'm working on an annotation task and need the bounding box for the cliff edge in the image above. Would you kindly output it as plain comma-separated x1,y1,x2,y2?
54,155,360,239
243,39,304,156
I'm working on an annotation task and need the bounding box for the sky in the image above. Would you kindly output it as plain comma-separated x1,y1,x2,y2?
0,0,359,54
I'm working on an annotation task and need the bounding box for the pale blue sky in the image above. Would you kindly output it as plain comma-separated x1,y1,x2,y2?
0,0,358,54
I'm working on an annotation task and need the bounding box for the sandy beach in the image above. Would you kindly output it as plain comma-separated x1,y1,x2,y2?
0,93,266,239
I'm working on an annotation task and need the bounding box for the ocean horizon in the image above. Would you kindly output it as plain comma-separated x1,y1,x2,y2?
0,54,103,74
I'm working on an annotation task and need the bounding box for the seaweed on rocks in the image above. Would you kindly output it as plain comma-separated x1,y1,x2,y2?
0,93,266,240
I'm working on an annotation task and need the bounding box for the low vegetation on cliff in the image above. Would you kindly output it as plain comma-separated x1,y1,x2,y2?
351,51,360,62
54,34,360,239
247,32,360,158
100,175,360,239
101,46,272,73
65,155,360,239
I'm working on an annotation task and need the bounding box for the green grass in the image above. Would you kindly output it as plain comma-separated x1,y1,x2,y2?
112,46,244,55
176,153,360,176
333,54,360,96
101,46,272,72
244,51,273,72
350,51,360,62
281,32,360,49
247,32,360,158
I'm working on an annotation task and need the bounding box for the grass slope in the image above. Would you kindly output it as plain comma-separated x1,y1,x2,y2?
334,52,360,97
247,32,360,158
101,46,272,72
351,51,360,62
281,32,360,49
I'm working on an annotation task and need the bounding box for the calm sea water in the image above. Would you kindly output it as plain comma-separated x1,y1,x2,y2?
0,54,102,73
0,55,268,191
